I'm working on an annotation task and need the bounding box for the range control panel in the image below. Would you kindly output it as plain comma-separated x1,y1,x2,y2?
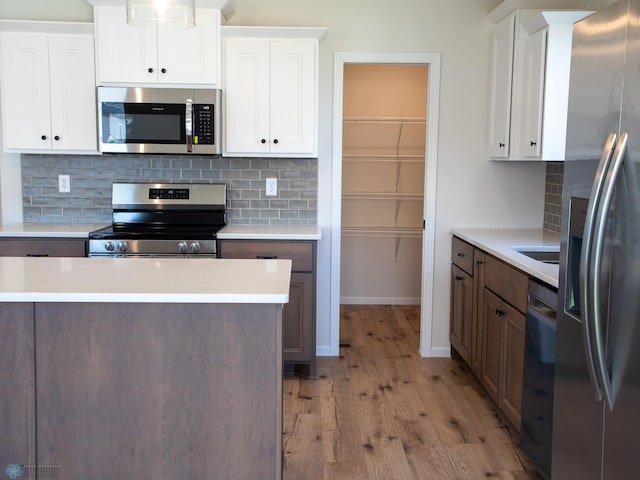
148,188,190,200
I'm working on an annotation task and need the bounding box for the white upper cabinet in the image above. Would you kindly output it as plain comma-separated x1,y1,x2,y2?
93,6,221,86
488,10,593,161
488,14,516,159
0,27,97,153
222,27,326,158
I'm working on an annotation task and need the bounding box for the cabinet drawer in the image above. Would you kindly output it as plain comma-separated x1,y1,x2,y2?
218,240,314,272
0,238,87,257
451,236,474,275
484,255,528,313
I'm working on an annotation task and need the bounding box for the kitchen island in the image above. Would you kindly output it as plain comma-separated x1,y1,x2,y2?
0,257,291,480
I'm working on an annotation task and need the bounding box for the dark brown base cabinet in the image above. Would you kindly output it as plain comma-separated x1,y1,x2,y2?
218,239,317,378
450,236,527,431
0,238,87,257
450,237,474,362
0,302,283,480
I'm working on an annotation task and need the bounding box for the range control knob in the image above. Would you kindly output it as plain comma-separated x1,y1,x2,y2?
177,241,188,254
104,241,115,252
117,241,128,253
190,241,201,253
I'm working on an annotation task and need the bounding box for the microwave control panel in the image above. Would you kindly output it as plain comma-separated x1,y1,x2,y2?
193,104,215,145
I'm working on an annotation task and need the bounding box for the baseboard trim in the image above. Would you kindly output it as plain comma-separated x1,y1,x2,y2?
340,297,420,305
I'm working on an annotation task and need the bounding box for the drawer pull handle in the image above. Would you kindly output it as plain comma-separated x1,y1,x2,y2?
256,255,278,259
457,252,464,257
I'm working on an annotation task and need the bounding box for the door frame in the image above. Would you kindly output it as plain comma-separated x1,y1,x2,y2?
330,52,441,356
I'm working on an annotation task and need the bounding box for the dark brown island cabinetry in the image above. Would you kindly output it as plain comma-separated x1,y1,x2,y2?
0,301,283,480
450,236,527,431
218,239,317,378
0,238,86,257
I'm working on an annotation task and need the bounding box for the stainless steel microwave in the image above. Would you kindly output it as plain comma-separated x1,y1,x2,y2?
97,87,221,155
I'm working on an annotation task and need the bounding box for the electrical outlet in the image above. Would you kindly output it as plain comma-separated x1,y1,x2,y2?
58,174,71,193
266,177,277,196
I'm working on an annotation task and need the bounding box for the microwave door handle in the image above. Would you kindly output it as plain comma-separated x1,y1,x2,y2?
186,98,193,152
590,130,628,410
580,131,617,402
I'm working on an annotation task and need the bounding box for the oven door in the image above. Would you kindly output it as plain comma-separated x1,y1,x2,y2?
99,101,187,154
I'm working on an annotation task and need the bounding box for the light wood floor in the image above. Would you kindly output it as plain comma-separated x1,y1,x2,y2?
282,304,542,480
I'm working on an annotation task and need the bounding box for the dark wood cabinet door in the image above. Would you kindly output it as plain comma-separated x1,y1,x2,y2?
471,250,486,377
480,289,503,405
501,303,525,430
283,272,314,359
0,303,35,470
450,264,472,363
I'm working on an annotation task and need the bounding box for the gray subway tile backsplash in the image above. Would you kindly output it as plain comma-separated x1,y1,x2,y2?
22,153,560,231
21,154,318,225
543,162,564,233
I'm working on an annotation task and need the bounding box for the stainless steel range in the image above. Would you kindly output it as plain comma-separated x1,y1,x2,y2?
89,183,227,257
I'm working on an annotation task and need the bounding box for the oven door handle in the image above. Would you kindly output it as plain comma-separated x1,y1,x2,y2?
186,98,193,153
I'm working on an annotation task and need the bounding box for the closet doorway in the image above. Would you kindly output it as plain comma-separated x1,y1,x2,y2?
340,63,427,305
330,53,441,357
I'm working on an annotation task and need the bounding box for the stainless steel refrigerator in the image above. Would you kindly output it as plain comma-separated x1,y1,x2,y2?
553,0,640,478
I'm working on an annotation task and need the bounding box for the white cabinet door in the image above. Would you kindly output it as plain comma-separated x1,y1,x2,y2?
0,34,52,150
488,14,515,159
0,33,97,153
521,29,547,158
48,36,97,151
270,40,317,156
157,9,220,85
95,7,220,86
224,37,318,157
94,7,157,84
224,38,271,154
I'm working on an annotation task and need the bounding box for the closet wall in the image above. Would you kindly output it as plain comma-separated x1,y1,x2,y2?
340,64,428,304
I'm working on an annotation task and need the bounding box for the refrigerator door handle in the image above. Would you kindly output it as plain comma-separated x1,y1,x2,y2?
591,130,628,410
580,131,617,402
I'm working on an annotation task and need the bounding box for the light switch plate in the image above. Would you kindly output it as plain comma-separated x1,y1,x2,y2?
266,178,277,196
58,174,71,193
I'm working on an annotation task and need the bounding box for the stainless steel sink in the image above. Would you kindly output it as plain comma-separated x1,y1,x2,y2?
512,248,560,264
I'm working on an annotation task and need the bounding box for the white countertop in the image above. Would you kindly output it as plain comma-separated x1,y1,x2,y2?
217,225,321,240
0,223,322,241
450,228,560,288
0,222,108,238
0,257,292,303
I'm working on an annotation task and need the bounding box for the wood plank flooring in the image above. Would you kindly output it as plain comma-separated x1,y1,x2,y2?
282,305,542,480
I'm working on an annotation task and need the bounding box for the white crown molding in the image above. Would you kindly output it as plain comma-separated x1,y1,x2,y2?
488,0,588,23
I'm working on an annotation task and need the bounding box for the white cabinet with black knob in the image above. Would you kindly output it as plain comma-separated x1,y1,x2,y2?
0,22,97,153
487,9,592,161
91,4,222,87
222,26,326,157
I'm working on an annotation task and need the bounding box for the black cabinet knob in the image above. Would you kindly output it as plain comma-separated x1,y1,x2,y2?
261,139,266,144
273,139,279,144
499,142,506,148
530,141,537,146
41,135,47,140
54,135,60,141
148,67,154,73
457,252,464,257
161,68,167,74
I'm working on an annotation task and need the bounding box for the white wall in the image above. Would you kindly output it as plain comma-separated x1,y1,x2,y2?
1,0,595,355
